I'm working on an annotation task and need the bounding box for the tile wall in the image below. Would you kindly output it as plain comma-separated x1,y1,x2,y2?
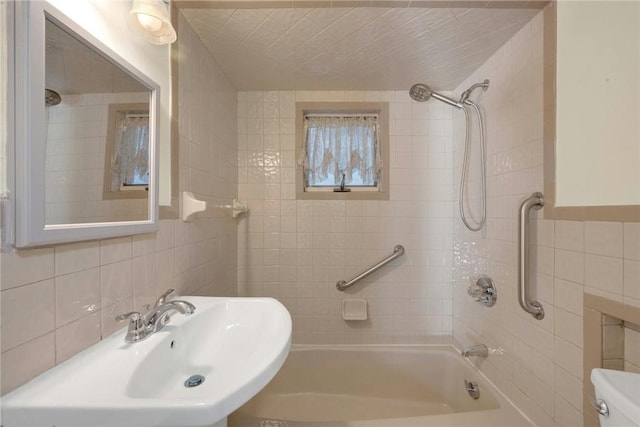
602,315,625,370
602,316,640,373
45,92,148,224
237,90,454,344
451,7,640,427
0,12,238,395
624,323,640,373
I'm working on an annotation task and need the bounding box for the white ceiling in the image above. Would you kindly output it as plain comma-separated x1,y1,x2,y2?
180,5,543,91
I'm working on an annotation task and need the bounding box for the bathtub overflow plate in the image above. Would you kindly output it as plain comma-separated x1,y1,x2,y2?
464,379,480,399
184,374,205,388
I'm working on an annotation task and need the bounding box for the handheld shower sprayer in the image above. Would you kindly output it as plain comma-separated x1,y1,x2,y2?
409,80,490,232
409,83,462,109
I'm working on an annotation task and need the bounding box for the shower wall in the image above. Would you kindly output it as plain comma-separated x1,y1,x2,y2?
237,90,454,344
452,7,640,427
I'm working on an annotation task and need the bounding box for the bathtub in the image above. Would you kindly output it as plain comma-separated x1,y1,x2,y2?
229,345,533,427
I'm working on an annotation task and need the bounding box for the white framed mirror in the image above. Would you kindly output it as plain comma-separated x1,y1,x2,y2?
13,1,159,247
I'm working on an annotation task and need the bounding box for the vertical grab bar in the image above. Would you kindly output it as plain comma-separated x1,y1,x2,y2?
518,192,545,320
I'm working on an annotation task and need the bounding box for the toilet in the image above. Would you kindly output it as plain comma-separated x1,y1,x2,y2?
591,369,640,427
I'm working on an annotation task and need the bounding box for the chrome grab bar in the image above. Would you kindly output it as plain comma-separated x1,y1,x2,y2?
518,192,545,320
336,245,405,291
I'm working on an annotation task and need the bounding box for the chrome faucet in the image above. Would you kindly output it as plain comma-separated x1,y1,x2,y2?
116,290,195,343
146,300,195,332
146,288,176,328
461,344,489,358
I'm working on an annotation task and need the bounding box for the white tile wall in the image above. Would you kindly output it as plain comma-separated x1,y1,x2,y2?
625,325,640,372
238,90,455,344
452,8,640,427
0,12,238,395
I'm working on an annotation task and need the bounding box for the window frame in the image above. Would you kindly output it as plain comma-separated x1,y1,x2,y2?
295,102,390,201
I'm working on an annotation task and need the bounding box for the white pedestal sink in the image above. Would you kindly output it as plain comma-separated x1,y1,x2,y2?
1,297,292,427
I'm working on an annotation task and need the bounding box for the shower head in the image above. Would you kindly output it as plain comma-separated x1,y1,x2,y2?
45,89,61,107
409,83,462,108
409,83,433,102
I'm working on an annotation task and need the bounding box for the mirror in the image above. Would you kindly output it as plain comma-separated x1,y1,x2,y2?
547,1,640,219
14,1,159,247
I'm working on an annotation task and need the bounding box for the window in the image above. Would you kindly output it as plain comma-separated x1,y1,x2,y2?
103,103,150,200
296,102,389,200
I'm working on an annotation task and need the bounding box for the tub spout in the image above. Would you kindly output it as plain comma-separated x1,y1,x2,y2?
461,344,488,358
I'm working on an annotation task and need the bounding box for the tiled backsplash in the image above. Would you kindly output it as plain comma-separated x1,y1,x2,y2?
452,7,640,427
0,11,239,395
237,90,455,344
0,227,170,393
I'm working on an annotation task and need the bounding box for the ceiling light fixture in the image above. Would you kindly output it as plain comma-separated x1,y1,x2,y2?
128,0,176,45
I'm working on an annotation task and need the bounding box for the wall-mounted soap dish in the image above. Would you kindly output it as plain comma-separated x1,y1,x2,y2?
342,299,367,321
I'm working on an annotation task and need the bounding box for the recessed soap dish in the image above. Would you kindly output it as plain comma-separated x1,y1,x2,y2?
342,299,367,321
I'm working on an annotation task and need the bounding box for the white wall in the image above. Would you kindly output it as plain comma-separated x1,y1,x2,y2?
45,0,173,205
238,90,454,344
556,1,640,206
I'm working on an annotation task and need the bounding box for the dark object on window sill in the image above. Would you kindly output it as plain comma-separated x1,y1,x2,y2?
333,174,352,192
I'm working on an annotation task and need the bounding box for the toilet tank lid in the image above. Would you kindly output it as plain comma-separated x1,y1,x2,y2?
591,369,640,419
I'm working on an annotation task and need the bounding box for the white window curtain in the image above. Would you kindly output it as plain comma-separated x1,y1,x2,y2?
111,116,149,191
298,116,381,186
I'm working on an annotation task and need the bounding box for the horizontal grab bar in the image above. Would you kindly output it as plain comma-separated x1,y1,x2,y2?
336,245,405,291
518,192,545,320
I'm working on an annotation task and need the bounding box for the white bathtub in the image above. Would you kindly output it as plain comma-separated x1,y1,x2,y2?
229,345,533,427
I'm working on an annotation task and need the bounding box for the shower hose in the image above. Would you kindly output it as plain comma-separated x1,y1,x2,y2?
459,101,486,232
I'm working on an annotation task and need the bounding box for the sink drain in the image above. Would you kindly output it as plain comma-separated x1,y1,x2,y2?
184,374,205,388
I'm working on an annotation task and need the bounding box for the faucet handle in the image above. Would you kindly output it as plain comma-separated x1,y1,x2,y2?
115,311,150,343
155,289,175,307
467,284,483,300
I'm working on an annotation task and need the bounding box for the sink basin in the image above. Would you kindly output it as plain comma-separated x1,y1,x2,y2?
1,297,292,427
